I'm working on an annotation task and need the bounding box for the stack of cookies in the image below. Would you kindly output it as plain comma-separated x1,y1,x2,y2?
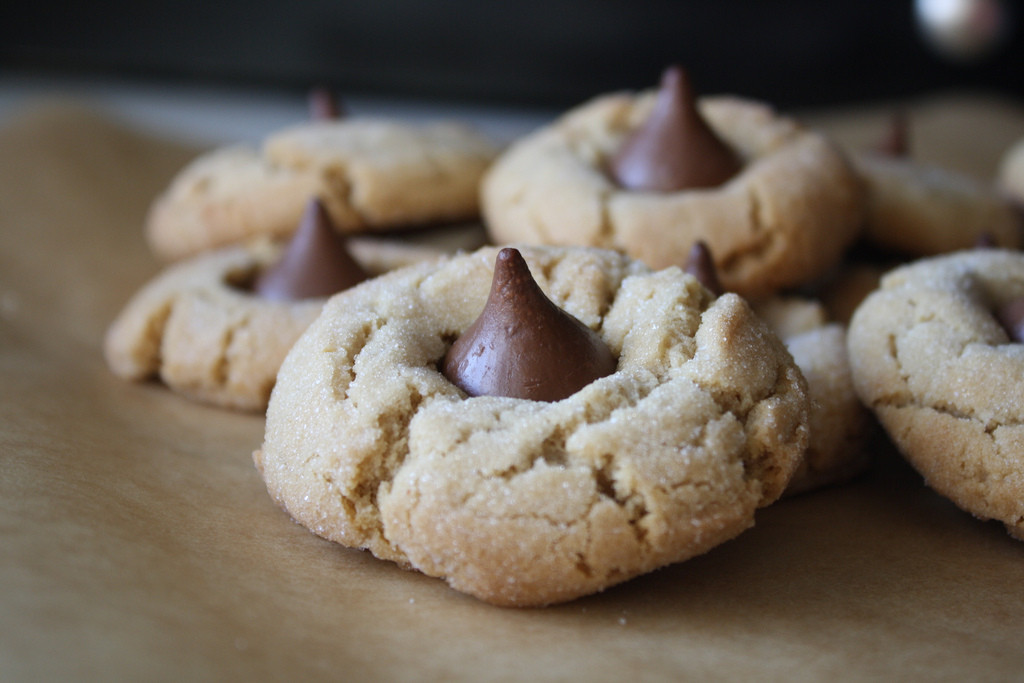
104,91,499,411
105,72,1024,607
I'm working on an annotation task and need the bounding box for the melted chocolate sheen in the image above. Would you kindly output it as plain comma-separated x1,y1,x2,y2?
441,248,617,401
997,297,1024,343
684,240,723,296
609,65,741,192
253,198,368,301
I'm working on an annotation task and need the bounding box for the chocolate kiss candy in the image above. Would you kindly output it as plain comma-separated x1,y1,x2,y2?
974,231,997,248
253,198,368,301
683,240,723,296
441,248,617,401
997,297,1024,342
309,86,345,120
874,110,910,157
609,65,741,192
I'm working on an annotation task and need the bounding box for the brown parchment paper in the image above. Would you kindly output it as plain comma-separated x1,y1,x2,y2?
2,96,1024,682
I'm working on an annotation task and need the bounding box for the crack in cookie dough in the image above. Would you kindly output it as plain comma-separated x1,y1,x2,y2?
320,164,365,228
848,250,1024,539
256,245,809,605
213,311,250,387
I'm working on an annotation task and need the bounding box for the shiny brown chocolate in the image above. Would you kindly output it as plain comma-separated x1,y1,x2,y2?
683,240,723,296
252,198,368,301
309,86,345,120
609,65,741,192
441,248,617,401
997,297,1024,342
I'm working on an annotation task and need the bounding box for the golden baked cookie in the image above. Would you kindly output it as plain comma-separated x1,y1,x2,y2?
847,249,1024,539
106,210,443,411
852,152,1022,255
254,245,810,606
481,73,864,299
146,118,499,261
753,297,873,495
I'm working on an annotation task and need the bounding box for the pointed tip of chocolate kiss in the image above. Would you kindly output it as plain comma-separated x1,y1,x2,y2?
491,246,537,300
684,240,724,296
441,247,617,401
997,297,1024,342
659,64,690,97
874,110,910,157
974,231,997,248
252,198,368,301
309,86,345,120
609,64,741,193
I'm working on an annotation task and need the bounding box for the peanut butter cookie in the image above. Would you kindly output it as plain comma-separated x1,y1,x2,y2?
146,118,498,261
481,69,864,299
852,153,1021,255
847,249,1024,539
255,244,810,606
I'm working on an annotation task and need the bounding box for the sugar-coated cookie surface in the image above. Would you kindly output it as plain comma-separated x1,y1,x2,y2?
847,249,1024,539
852,153,1022,255
255,245,810,606
104,238,442,411
481,92,864,299
146,119,498,261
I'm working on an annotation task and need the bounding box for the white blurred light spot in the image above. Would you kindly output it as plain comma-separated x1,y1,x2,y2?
915,0,1010,61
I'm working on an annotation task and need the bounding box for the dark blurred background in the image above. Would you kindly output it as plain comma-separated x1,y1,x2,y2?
1,0,1021,109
